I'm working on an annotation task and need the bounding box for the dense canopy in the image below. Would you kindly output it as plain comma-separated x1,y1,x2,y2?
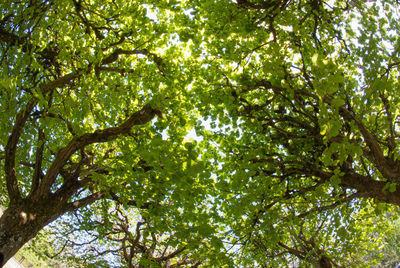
1,0,400,267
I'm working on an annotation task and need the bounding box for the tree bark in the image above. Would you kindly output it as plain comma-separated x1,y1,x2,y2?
316,256,332,268
0,199,63,265
0,102,160,264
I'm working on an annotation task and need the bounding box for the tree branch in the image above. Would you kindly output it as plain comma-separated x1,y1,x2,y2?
325,96,400,180
156,246,187,262
100,48,165,75
33,103,161,200
277,242,306,260
108,191,152,209
4,100,36,202
63,192,105,213
30,128,45,196
39,72,79,94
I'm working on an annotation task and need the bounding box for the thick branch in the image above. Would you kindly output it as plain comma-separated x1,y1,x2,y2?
324,96,400,180
342,108,399,178
30,128,45,196
237,0,289,12
4,100,36,202
5,72,81,203
277,242,306,260
341,169,400,205
102,49,153,65
39,72,79,94
33,103,161,199
100,49,165,74
0,27,31,49
299,157,400,206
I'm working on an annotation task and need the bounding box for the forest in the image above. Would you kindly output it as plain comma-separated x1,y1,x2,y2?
1,0,400,267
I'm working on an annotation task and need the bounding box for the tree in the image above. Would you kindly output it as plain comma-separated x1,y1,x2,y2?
185,0,400,265
1,0,400,266
0,0,219,263
358,215,400,268
43,203,208,267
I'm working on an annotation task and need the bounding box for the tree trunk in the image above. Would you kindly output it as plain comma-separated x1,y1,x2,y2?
316,256,332,268
0,200,62,265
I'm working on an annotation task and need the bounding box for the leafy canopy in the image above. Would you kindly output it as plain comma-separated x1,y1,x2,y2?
1,0,400,267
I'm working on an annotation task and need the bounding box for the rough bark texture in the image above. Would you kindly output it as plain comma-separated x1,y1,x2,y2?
0,3,165,264
317,256,332,268
0,103,159,263
0,200,61,264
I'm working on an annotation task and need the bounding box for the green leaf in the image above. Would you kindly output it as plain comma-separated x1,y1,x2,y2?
331,97,345,108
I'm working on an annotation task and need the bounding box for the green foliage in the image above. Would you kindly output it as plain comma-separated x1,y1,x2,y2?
1,0,400,267
379,219,400,266
185,0,400,266
363,215,400,267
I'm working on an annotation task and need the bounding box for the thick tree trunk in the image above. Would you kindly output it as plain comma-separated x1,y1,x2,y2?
316,256,332,268
0,200,61,265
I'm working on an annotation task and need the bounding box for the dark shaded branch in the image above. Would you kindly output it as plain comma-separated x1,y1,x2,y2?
101,49,159,65
293,157,400,206
5,71,82,203
4,100,36,202
33,103,161,199
237,0,290,13
324,96,400,180
277,242,306,260
156,246,186,262
63,192,104,213
340,169,400,205
52,163,92,202
108,191,152,209
100,48,165,75
0,27,27,47
39,72,79,94
378,90,396,154
30,128,45,196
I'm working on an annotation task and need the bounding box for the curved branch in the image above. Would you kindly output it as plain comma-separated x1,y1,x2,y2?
4,100,36,202
33,103,161,199
100,48,165,75
324,96,400,180
39,73,79,94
